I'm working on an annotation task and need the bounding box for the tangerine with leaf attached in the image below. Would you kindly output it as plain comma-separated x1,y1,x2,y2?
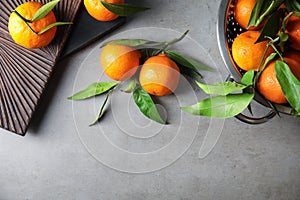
8,2,57,49
139,54,180,96
84,0,124,22
100,43,141,81
232,31,274,71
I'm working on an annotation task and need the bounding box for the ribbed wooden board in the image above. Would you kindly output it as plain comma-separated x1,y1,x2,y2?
0,0,82,135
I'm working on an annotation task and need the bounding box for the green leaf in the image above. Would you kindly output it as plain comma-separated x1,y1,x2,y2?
278,31,289,52
166,50,212,72
285,0,300,12
68,82,117,100
196,81,247,95
100,0,150,16
122,79,137,93
241,70,255,86
133,87,165,124
38,22,73,35
275,60,300,113
90,90,112,126
254,52,277,84
248,0,265,28
101,39,162,48
248,0,284,28
181,93,254,118
256,9,283,43
32,0,60,22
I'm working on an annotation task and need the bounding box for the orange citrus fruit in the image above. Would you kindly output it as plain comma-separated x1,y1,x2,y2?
257,58,300,104
286,15,300,51
100,44,141,81
139,54,180,96
234,0,259,30
8,2,57,49
284,50,300,66
84,0,124,22
232,31,274,71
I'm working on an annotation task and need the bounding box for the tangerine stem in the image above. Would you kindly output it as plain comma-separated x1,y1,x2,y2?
13,10,38,35
152,30,190,55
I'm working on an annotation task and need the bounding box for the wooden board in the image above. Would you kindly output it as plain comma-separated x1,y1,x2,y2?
0,0,125,136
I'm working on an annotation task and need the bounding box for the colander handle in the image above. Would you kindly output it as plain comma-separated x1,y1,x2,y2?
226,75,276,124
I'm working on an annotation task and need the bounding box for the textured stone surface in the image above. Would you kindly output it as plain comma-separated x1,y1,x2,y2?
0,0,299,199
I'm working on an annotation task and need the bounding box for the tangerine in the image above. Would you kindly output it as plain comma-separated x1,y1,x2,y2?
8,2,57,49
232,31,274,71
84,0,124,21
100,44,141,81
139,54,180,96
257,58,300,104
286,15,300,51
234,0,259,30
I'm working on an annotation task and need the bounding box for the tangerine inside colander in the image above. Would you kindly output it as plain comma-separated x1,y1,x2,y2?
217,0,299,117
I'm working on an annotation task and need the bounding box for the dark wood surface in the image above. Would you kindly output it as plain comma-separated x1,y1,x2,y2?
0,0,125,135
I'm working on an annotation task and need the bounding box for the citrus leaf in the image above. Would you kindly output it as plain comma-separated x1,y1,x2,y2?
122,79,137,93
241,70,255,86
248,0,265,28
181,93,254,118
38,22,73,35
248,0,284,28
254,52,277,84
256,9,283,43
275,60,300,113
32,0,60,22
90,90,112,126
166,50,212,72
100,1,150,16
285,0,300,12
101,39,162,48
278,31,289,52
133,87,165,124
196,81,247,95
68,82,117,100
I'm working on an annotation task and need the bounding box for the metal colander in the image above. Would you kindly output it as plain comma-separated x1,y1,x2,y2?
217,0,298,123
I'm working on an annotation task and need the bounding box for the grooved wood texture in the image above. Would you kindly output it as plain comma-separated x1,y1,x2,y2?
0,0,82,135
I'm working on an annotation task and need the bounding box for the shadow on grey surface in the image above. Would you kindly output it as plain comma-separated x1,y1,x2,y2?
28,57,72,135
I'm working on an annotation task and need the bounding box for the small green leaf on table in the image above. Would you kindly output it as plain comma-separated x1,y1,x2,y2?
181,93,254,118
133,87,165,124
32,0,60,22
196,81,247,95
275,60,300,113
68,82,117,100
122,79,137,93
100,0,150,16
166,50,213,73
102,39,162,48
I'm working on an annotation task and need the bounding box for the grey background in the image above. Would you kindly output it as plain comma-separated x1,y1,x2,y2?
1,0,300,199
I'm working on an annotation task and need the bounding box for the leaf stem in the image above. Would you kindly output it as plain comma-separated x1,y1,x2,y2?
89,86,117,126
13,10,37,35
282,12,294,31
153,30,189,55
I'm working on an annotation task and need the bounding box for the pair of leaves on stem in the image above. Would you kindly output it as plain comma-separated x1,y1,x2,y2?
13,0,72,35
182,58,300,118
248,0,300,47
247,0,300,29
68,81,165,125
182,70,255,118
104,37,213,79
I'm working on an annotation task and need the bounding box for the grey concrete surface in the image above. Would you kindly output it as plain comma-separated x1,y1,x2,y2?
1,0,300,199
